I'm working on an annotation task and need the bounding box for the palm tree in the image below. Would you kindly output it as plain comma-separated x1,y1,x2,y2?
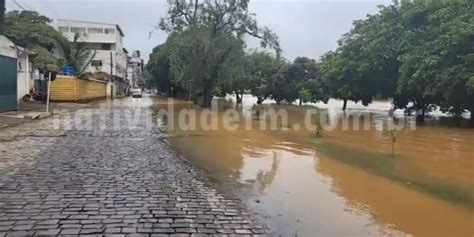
0,0,5,35
54,33,97,74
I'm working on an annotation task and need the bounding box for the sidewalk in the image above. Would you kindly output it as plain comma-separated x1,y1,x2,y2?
0,101,89,129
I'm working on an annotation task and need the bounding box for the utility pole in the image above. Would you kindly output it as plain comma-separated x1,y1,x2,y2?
45,72,52,113
110,51,114,99
110,51,113,77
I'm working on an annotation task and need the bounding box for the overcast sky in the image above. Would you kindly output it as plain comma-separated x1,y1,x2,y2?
6,0,392,62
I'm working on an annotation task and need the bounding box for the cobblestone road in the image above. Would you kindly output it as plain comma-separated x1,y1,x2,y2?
0,99,266,236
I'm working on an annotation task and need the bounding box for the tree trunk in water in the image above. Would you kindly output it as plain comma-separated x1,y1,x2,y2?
201,79,214,107
470,112,474,126
201,90,212,107
342,99,348,110
416,106,426,122
236,92,242,104
299,100,302,106
256,97,264,104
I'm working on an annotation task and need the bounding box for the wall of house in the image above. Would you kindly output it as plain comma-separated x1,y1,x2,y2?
106,81,119,98
0,36,18,112
50,76,107,102
16,55,30,101
57,20,127,79
88,50,127,79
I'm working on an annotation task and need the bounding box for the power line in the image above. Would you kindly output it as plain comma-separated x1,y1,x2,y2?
41,0,61,19
17,0,34,11
11,0,26,10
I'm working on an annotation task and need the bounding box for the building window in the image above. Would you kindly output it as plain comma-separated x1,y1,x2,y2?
91,60,102,67
101,44,111,50
58,26,69,33
88,27,103,34
70,27,86,34
104,28,115,34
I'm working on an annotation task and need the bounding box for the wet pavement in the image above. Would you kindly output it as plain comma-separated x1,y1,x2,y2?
0,97,265,236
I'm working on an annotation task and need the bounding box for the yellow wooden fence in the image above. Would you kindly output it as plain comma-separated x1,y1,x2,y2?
50,76,107,102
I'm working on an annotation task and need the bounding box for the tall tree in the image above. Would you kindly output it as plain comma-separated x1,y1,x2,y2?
146,44,173,96
321,47,373,110
5,10,61,70
287,57,328,105
159,0,280,107
321,0,473,120
246,50,282,104
393,0,473,119
269,62,297,104
5,11,57,50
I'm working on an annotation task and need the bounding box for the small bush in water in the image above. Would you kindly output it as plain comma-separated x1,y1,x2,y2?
383,127,400,157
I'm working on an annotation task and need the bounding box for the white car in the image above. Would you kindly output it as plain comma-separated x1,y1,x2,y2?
131,88,142,98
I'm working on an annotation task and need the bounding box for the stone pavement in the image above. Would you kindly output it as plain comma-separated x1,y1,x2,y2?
0,100,266,236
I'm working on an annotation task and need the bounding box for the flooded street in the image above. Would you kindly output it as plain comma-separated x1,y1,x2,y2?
151,95,474,237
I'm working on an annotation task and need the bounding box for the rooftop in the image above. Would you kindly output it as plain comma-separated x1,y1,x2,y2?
57,19,125,37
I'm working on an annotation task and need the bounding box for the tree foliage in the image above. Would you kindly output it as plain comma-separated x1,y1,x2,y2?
5,11,58,50
321,0,474,118
54,33,97,74
287,57,328,104
4,10,96,74
155,0,280,107
147,0,473,120
146,44,173,95
245,51,282,104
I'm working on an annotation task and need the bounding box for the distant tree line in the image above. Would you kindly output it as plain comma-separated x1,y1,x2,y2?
146,0,473,120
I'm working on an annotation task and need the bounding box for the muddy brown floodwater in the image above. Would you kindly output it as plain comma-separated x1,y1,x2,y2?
151,95,474,237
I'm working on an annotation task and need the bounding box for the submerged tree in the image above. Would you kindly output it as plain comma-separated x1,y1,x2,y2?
246,50,282,104
288,57,328,105
166,26,246,105
322,0,474,120
383,127,400,157
158,0,280,107
320,50,372,110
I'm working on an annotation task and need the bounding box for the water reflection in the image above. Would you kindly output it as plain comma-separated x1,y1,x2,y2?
150,95,474,237
317,153,474,237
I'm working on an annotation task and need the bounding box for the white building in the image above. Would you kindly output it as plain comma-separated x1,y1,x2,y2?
57,19,128,97
16,46,34,102
127,50,144,89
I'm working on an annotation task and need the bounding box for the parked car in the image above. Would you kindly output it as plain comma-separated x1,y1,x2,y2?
131,88,142,98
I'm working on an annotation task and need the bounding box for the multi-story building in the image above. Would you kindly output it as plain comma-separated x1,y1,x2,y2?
127,50,144,89
57,19,128,97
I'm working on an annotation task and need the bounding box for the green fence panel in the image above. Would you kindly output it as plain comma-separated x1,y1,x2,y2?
0,55,17,112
